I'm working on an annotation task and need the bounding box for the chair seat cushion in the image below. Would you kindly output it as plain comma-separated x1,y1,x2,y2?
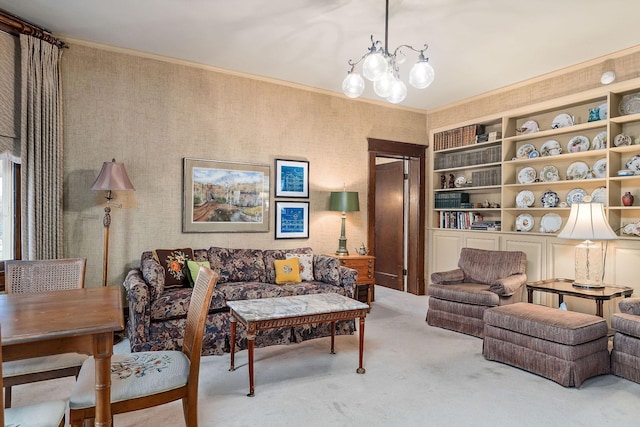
69,351,189,409
5,400,67,427
428,283,499,306
3,352,87,377
611,313,640,339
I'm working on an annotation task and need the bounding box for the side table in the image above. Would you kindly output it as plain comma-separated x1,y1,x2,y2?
330,254,375,311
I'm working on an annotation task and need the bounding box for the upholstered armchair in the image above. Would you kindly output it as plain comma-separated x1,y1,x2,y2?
611,298,640,383
426,248,527,337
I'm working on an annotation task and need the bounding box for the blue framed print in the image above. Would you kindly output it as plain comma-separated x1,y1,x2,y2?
275,159,309,198
275,201,309,239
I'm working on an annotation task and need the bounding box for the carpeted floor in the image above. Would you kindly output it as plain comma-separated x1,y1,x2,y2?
12,286,640,426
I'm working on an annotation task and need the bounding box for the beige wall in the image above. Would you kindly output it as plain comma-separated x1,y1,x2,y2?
61,43,427,287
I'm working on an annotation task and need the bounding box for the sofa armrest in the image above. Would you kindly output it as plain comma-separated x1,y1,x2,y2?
619,298,640,316
339,266,357,299
123,268,152,352
489,273,527,296
431,269,464,285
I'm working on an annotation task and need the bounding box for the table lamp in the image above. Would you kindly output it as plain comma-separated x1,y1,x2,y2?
91,159,135,286
557,197,617,288
329,190,359,256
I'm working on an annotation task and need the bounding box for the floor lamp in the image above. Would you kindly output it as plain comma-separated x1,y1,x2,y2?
557,197,617,288
329,190,360,256
91,159,135,286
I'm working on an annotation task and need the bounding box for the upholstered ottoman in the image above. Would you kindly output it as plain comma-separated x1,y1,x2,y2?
483,302,610,387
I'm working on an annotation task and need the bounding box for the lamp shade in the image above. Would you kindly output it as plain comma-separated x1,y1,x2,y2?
557,202,617,240
329,191,359,212
90,159,135,191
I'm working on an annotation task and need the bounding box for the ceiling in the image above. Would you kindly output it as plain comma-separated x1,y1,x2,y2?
3,0,640,111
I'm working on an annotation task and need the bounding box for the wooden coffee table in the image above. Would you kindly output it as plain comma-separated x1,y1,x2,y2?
228,293,369,396
526,278,634,317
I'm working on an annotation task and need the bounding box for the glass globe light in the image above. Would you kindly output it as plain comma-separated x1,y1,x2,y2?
373,72,394,98
362,51,388,81
409,58,435,89
342,71,365,98
386,78,407,104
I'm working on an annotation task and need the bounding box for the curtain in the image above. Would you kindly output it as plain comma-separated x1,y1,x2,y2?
20,34,64,260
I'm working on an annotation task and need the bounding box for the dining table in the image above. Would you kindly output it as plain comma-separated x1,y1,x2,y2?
0,286,124,427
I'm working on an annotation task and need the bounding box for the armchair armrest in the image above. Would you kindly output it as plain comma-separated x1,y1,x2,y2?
619,298,640,316
339,266,357,299
122,268,152,352
431,269,464,285
489,273,527,296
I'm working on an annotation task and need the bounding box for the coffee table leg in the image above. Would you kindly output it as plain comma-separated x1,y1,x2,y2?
357,316,365,374
330,321,336,354
247,332,255,397
229,317,236,371
596,300,604,317
527,288,533,303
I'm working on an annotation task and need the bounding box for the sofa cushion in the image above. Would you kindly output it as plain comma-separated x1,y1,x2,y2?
208,247,266,283
612,313,640,339
279,281,346,296
216,281,289,302
428,283,500,307
274,258,302,284
458,248,527,285
313,254,340,286
150,287,227,321
263,247,313,284
185,260,211,286
285,253,314,281
153,248,194,288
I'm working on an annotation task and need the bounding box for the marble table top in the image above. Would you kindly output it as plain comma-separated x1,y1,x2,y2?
227,293,368,323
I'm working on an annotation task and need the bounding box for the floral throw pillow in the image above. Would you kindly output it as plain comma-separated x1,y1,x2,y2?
153,248,194,288
285,253,314,281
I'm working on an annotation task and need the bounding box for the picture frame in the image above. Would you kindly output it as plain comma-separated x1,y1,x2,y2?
275,201,309,239
274,159,309,198
182,158,270,233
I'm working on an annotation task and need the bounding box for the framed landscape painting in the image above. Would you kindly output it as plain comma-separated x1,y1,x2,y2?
274,159,309,198
275,201,309,239
183,158,270,232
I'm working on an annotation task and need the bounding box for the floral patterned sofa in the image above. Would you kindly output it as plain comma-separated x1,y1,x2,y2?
123,246,357,356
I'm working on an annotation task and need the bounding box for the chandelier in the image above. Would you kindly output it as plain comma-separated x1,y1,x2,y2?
342,0,434,104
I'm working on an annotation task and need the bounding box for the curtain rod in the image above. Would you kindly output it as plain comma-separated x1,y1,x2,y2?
0,8,67,48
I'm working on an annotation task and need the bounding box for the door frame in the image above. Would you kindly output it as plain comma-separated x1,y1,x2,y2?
367,138,426,295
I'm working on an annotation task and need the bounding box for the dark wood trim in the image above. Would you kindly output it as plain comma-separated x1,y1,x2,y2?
0,8,66,48
367,138,427,295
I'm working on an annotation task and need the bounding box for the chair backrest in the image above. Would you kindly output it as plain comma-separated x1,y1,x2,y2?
5,258,87,294
182,266,219,374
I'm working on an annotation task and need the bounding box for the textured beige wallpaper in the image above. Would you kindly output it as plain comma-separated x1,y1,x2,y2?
61,43,427,287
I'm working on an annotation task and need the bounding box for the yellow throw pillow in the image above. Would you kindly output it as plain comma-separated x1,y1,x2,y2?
186,260,211,286
274,258,301,284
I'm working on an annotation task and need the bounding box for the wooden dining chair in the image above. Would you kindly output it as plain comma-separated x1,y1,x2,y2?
0,324,67,427
69,266,219,427
3,258,88,408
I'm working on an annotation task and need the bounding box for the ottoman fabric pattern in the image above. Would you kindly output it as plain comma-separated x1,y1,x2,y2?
483,303,610,387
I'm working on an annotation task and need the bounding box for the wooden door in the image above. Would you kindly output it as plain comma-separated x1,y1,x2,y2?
374,160,404,291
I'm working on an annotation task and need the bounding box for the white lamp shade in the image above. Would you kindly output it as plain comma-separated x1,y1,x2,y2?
557,202,616,240
409,60,435,89
362,52,388,81
386,78,407,104
342,72,365,98
91,160,135,191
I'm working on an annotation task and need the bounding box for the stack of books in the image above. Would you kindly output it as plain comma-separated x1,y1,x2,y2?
470,220,502,231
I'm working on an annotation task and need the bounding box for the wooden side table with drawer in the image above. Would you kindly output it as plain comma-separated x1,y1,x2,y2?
331,255,375,311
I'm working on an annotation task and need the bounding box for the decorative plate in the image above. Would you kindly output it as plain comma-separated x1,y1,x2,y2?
516,143,536,159
516,190,535,208
518,120,539,134
551,113,574,129
614,133,632,147
541,190,560,208
566,188,588,206
622,221,640,236
540,140,562,156
454,176,467,188
592,131,607,150
540,213,562,233
598,103,608,120
518,166,537,184
625,155,640,174
516,213,534,232
619,93,640,115
592,158,607,179
591,186,607,205
567,135,590,153
540,165,560,182
566,161,590,180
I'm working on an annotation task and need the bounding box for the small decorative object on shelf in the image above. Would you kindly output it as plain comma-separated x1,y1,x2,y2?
448,174,455,188
622,192,635,207
440,174,446,189
355,243,369,255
